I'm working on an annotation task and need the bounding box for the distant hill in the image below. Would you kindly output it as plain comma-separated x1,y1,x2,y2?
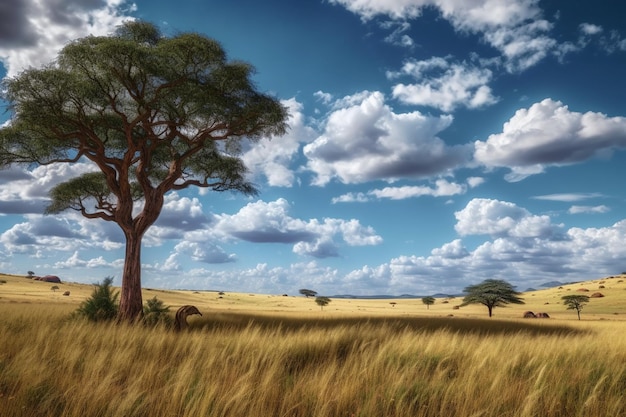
332,294,419,299
540,281,565,288
331,293,458,300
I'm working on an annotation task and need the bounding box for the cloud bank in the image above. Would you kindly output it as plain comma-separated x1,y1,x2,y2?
0,0,136,78
329,0,556,72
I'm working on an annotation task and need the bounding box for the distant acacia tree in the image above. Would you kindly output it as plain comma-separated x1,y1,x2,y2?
460,279,524,317
421,296,435,310
299,289,318,298
27,271,35,278
315,296,331,310
51,285,60,292
561,294,590,320
0,21,288,322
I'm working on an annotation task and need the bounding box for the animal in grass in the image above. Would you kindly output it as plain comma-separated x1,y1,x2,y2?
174,305,202,331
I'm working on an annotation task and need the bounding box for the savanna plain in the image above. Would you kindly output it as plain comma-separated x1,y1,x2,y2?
1,273,626,417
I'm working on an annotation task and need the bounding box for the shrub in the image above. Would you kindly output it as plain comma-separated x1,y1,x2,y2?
143,296,172,327
75,277,119,322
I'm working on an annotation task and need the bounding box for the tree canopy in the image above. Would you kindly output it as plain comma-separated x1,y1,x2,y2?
421,296,435,309
315,296,331,310
561,294,590,320
0,21,288,321
299,289,318,298
460,279,524,317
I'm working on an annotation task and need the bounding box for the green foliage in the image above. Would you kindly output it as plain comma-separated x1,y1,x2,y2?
45,172,115,215
422,296,435,309
315,296,331,310
75,277,119,322
460,279,524,317
299,289,318,298
562,294,590,320
50,286,59,292
142,296,172,327
0,20,288,201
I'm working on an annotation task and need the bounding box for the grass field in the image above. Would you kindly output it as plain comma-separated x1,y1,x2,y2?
1,273,626,416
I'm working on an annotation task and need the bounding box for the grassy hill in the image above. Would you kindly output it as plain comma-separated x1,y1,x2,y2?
1,272,625,320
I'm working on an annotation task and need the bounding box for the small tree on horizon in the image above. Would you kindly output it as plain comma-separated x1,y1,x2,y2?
422,296,435,310
315,296,331,310
299,289,318,298
561,294,589,320
460,279,524,317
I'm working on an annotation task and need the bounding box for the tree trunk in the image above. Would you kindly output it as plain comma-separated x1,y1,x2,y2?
488,306,493,317
118,232,144,322
114,188,165,323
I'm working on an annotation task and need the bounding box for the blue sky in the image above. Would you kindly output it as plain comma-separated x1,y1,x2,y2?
1,0,625,296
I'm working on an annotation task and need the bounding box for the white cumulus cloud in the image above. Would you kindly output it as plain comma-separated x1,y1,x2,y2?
454,198,561,238
474,99,626,181
368,179,466,200
389,57,498,111
303,91,469,185
213,198,382,259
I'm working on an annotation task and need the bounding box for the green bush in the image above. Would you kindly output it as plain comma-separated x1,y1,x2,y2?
75,277,119,322
143,296,172,327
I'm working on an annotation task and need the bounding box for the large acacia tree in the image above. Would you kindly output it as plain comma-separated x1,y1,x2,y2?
0,21,288,321
460,279,524,317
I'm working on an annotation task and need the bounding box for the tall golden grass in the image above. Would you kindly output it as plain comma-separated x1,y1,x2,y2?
1,302,625,417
